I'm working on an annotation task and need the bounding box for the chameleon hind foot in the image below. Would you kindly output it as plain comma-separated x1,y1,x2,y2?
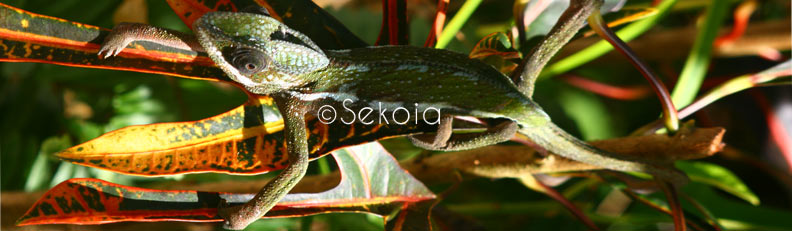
409,117,518,151
217,199,252,230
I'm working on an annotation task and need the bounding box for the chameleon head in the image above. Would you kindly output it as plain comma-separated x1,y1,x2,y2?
194,11,329,94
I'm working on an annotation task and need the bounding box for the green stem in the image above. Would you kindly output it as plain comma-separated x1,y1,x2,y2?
317,157,331,174
538,0,678,79
435,0,483,49
670,0,732,107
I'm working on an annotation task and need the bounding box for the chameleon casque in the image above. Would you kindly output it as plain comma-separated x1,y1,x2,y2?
98,0,685,229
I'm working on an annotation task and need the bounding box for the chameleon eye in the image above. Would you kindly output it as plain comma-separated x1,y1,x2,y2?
224,47,268,76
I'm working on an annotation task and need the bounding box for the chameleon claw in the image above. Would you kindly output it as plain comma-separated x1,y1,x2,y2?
97,31,133,59
97,46,114,59
97,48,111,59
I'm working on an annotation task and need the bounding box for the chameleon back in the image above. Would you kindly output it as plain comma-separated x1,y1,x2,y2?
308,46,550,127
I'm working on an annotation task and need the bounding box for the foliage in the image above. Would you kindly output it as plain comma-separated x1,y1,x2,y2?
1,0,791,230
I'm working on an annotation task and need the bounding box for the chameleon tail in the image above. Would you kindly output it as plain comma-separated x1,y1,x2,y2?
517,123,688,184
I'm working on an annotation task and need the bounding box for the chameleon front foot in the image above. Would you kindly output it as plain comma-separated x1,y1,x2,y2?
213,95,311,230
98,23,139,58
98,22,203,59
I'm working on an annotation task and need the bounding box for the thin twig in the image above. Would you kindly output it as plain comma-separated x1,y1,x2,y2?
587,9,679,132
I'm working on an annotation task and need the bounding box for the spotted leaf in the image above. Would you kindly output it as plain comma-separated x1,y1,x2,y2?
0,3,227,82
19,142,437,230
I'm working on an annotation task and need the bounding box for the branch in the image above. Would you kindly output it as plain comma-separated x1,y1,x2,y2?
151,126,725,191
1,127,724,230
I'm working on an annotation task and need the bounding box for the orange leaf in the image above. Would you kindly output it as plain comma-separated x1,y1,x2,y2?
0,3,227,82
20,142,436,227
57,95,438,175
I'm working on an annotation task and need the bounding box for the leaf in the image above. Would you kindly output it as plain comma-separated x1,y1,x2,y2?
25,135,72,192
164,0,237,29
165,0,368,49
105,85,175,131
469,32,520,74
0,3,228,82
18,142,436,229
56,95,437,176
557,86,617,140
582,7,659,37
385,200,437,231
683,183,792,230
55,95,284,175
676,161,760,206
520,0,628,40
4,1,434,177
469,32,519,60
435,0,482,49
539,0,679,79
670,0,733,107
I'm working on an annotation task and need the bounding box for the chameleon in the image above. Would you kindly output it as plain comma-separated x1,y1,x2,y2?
98,0,685,229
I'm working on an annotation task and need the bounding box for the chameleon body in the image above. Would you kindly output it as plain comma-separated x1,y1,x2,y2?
98,2,684,229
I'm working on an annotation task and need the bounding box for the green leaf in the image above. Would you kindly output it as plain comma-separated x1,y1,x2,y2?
436,0,483,49
106,85,173,131
25,135,71,191
676,161,759,205
557,86,616,140
670,0,733,107
683,183,792,230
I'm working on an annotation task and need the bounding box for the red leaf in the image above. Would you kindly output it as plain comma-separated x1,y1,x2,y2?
165,0,238,29
165,0,367,49
19,142,436,228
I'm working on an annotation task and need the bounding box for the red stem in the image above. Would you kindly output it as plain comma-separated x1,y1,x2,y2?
714,0,757,47
750,91,792,174
588,9,680,132
561,74,652,100
534,177,600,231
659,180,687,231
424,0,450,47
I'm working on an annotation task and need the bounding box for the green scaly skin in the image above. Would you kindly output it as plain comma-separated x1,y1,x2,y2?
98,1,686,229
194,11,686,229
